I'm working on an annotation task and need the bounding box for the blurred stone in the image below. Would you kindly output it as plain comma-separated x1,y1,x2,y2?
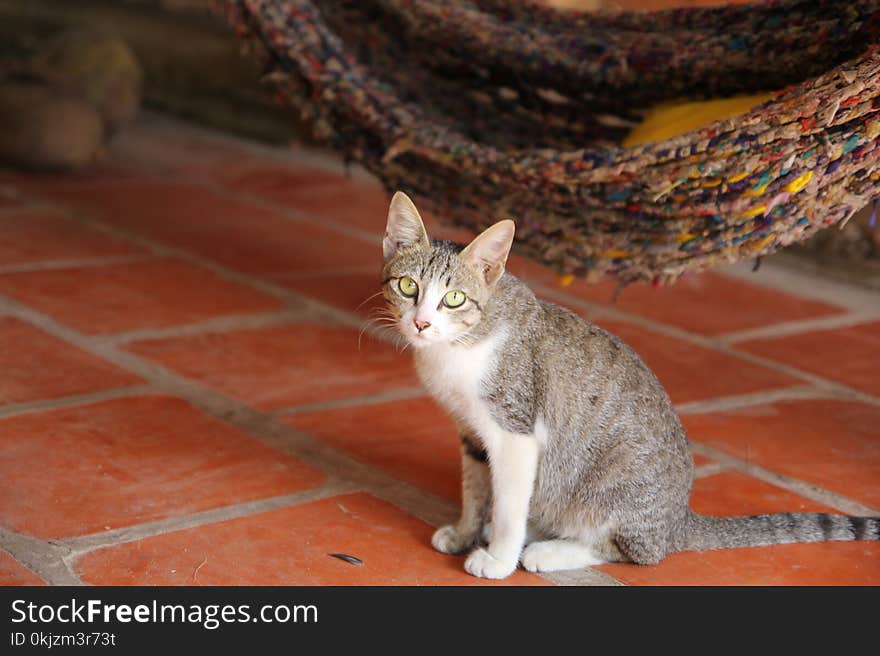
0,81,105,171
29,28,143,133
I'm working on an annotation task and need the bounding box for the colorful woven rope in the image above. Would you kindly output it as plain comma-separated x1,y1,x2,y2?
221,0,880,283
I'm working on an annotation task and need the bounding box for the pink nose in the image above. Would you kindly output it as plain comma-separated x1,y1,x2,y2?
414,319,431,332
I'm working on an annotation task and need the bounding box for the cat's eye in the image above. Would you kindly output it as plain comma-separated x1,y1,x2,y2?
398,276,419,298
442,290,467,308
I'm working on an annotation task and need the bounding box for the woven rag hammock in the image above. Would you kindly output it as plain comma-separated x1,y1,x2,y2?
223,0,880,283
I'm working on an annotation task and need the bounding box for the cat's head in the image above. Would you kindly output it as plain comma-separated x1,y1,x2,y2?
381,191,515,349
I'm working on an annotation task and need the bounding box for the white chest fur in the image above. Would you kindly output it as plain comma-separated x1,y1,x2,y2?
414,331,505,439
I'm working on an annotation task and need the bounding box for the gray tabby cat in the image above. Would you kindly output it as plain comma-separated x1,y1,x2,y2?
381,191,879,579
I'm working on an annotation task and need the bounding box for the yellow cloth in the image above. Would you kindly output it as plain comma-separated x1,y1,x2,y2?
622,92,776,148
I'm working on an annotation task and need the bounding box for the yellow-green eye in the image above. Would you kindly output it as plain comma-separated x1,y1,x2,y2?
443,290,466,308
398,276,418,297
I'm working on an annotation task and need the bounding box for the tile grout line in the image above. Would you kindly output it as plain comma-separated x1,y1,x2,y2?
57,479,359,559
0,204,40,219
274,266,379,281
271,387,428,417
184,176,386,246
0,527,84,586
97,308,314,346
0,254,157,275
543,569,624,586
693,462,732,479
0,384,157,420
673,385,834,416
721,259,880,314
716,347,880,409
0,481,358,585
718,311,880,344
0,546,50,585
687,441,879,516
128,111,366,177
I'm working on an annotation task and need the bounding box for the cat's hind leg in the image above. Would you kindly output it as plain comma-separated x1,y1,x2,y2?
613,529,668,565
520,539,607,573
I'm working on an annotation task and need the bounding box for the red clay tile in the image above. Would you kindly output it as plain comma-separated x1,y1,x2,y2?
598,472,880,585
537,271,843,336
62,111,345,189
221,165,353,206
287,398,458,501
738,321,880,397
0,164,144,197
0,317,141,405
0,551,45,586
0,395,325,539
274,270,385,317
0,210,143,266
34,181,378,276
0,258,284,335
0,183,25,208
506,251,562,283
682,400,880,509
689,471,838,516
585,319,798,404
254,182,392,233
126,323,421,410
75,493,549,585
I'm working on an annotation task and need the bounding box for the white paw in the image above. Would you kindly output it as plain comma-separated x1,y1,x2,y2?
521,542,563,572
464,547,517,580
431,525,474,555
520,541,603,573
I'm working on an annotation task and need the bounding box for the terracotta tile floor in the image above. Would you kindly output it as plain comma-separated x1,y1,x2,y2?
0,113,878,586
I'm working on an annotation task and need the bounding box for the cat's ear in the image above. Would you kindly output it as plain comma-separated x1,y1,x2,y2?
460,219,515,285
383,191,430,261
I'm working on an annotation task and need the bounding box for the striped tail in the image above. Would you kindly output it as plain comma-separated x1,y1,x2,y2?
679,511,880,552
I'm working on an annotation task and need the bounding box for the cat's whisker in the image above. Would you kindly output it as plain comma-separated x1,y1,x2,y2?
360,313,396,326
356,290,387,312
357,322,372,352
357,316,399,351
364,306,397,320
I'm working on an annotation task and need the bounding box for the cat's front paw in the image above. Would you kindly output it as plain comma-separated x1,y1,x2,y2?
464,547,517,580
431,525,476,555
